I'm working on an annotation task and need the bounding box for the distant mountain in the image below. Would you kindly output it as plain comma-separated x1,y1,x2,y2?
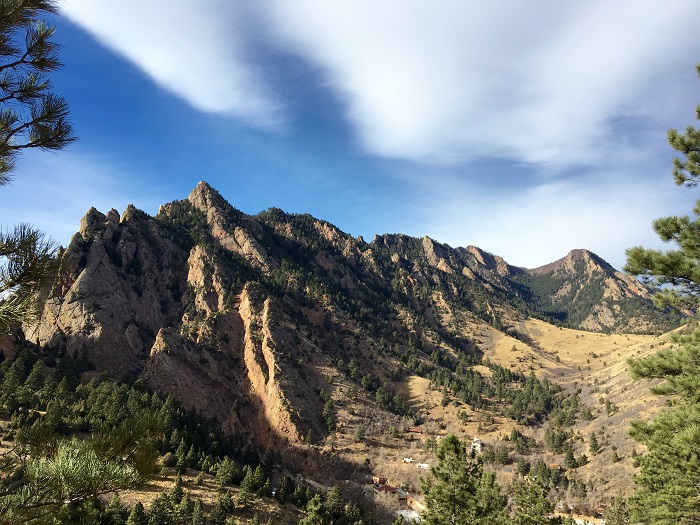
509,249,680,333
23,182,681,452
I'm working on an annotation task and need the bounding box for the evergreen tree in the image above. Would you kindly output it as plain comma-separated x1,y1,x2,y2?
298,494,329,525
624,63,700,525
324,485,344,519
344,502,363,524
564,447,577,469
0,353,26,407
176,437,188,472
516,457,531,476
292,484,310,508
237,467,254,509
605,497,630,525
208,500,227,525
473,471,508,524
668,66,700,187
276,475,295,503
259,477,272,498
352,424,365,443
216,456,237,487
0,438,142,524
175,497,194,525
185,445,197,467
512,480,554,525
218,492,234,513
126,502,148,525
421,434,507,525
147,493,173,525
251,464,265,492
191,499,206,525
0,0,75,182
17,359,44,406
625,64,700,311
588,432,600,455
104,495,128,525
170,473,184,504
0,0,74,333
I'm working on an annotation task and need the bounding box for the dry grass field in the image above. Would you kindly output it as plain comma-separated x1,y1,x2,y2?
326,315,678,514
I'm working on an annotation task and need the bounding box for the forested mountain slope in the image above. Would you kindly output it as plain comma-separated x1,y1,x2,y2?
510,249,679,333
22,182,679,449
4,181,685,523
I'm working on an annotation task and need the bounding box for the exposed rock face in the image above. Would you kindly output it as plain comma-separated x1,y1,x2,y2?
238,288,304,444
142,327,243,431
27,187,319,447
26,205,189,377
187,181,276,272
464,245,514,278
528,249,652,304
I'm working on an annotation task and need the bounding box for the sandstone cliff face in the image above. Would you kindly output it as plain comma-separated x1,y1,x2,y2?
27,184,322,447
26,205,189,377
238,287,304,444
140,283,309,446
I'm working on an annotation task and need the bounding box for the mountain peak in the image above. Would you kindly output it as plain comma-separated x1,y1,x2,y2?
187,181,225,212
510,248,672,332
527,248,614,276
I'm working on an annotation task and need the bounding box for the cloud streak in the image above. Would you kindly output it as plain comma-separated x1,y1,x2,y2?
61,0,283,129
50,1,700,272
262,0,700,167
62,1,700,168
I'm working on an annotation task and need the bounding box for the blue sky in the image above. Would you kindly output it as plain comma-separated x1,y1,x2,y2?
3,1,700,270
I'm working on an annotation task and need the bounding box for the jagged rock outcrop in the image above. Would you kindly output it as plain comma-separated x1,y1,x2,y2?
26,204,189,377
26,185,323,447
528,249,653,304
187,181,276,272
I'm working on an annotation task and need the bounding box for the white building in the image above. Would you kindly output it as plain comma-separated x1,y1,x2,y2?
471,437,484,453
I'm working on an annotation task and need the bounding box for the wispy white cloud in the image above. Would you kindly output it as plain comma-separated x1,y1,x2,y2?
61,1,700,168
262,0,700,167
49,1,700,272
416,165,698,271
61,0,283,129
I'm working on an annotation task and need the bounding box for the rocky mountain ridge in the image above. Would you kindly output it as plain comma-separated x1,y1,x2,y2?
24,182,681,451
